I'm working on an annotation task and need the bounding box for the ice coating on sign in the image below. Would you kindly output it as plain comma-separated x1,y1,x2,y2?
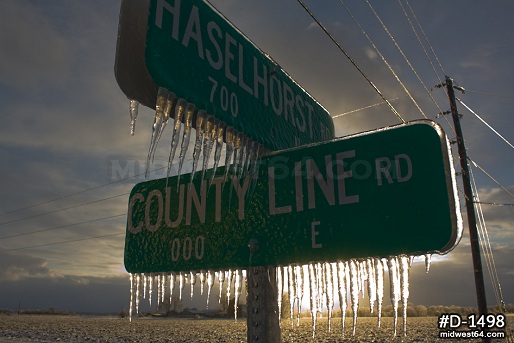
129,99,139,135
128,255,418,338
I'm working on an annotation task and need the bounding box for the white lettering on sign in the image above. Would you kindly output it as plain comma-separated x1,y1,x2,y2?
171,235,205,261
375,154,412,186
128,175,251,233
153,0,329,141
268,150,360,215
311,221,322,249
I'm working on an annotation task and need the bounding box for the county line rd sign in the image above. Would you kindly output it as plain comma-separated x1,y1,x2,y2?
143,0,334,150
124,121,462,273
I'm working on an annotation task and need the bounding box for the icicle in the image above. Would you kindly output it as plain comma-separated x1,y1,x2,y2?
316,263,325,312
169,272,176,305
135,274,141,316
241,139,254,178
308,263,318,339
206,270,215,309
152,92,175,162
146,87,169,177
200,116,217,182
190,271,197,300
157,274,162,307
149,273,154,306
409,255,415,267
218,270,226,303
176,103,195,188
226,270,234,307
161,273,167,305
142,273,147,299
400,255,410,336
374,258,384,328
167,99,186,178
210,121,226,186
337,262,347,337
178,272,185,301
231,132,243,179
349,260,359,336
234,269,243,320
294,265,304,327
425,253,432,273
129,99,139,135
189,111,207,187
199,270,206,295
367,258,376,313
324,262,334,333
223,127,236,183
288,265,296,328
359,260,367,299
388,257,401,337
237,136,248,179
129,274,134,322
277,266,283,323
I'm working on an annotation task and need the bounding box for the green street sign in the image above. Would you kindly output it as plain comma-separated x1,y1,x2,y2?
144,0,334,150
124,121,461,273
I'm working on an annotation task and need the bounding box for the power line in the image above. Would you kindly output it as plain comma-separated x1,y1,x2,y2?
336,0,426,119
468,157,514,200
0,232,125,253
0,213,125,240
457,97,514,150
0,192,130,228
295,0,405,123
363,0,429,119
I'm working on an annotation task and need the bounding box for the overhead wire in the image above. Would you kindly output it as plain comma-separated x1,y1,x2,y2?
468,157,514,200
0,213,125,240
0,192,130,228
396,0,448,119
404,0,446,76
332,98,399,119
470,164,507,313
457,97,514,150
0,232,125,253
365,0,448,121
336,0,426,119
295,0,405,123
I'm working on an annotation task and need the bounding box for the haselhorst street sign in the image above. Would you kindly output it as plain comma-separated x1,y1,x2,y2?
144,0,334,150
124,121,461,273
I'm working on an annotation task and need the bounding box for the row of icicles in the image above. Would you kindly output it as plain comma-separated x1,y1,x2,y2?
128,88,269,186
129,254,432,338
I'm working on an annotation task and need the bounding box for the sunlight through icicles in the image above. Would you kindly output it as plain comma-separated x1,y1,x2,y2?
129,255,418,339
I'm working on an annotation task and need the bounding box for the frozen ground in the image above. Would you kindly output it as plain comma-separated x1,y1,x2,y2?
0,315,512,342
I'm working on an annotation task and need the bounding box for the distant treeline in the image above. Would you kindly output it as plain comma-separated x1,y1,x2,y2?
1,304,512,317
291,304,514,318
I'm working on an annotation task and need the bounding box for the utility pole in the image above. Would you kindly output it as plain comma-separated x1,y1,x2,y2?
445,76,489,341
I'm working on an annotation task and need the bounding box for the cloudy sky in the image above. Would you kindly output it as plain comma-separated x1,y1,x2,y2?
0,0,513,315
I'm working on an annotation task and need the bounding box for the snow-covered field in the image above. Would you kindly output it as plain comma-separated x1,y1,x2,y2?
0,315,512,342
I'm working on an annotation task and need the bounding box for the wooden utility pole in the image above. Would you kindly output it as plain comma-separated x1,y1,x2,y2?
445,76,489,341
